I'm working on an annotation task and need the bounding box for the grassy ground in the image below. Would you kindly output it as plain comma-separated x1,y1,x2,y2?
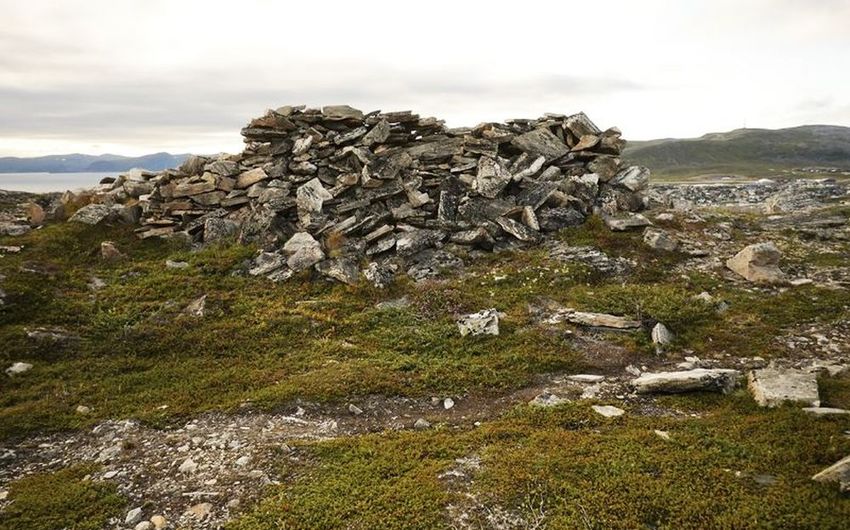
2,211,849,528
228,382,850,530
0,465,124,530
2,217,848,439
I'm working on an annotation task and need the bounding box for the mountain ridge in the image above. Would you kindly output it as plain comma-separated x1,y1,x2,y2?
0,152,191,173
624,124,850,177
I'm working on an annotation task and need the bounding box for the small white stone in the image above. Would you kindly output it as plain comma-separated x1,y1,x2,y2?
178,457,198,473
654,429,672,441
235,455,252,467
126,507,143,525
443,398,455,410
75,405,91,415
413,418,431,430
5,362,33,376
135,522,154,530
348,403,363,416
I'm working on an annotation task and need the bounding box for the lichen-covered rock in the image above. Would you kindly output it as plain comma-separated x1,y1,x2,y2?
457,309,500,337
69,204,112,225
726,242,786,283
283,232,324,271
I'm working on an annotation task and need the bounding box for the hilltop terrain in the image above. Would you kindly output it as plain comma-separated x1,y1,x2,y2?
624,125,850,180
0,107,848,529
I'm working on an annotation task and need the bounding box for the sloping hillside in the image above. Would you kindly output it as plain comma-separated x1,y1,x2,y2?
624,125,850,178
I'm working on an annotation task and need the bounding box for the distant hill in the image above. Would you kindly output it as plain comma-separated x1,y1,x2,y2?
624,125,850,178
0,152,191,173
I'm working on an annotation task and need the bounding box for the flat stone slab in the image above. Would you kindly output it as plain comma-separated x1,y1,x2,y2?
566,374,606,384
812,455,850,492
592,405,625,418
748,367,820,408
632,369,741,394
802,407,849,416
565,311,640,329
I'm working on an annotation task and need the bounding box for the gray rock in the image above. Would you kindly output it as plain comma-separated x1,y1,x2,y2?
315,258,359,285
529,391,566,407
726,242,786,284
592,405,625,418
651,323,674,351
611,166,650,192
236,168,269,189
511,128,569,162
632,369,741,394
296,178,332,220
69,204,112,225
414,418,431,430
283,232,324,271
204,218,240,244
748,367,820,407
5,362,33,376
126,507,143,525
803,407,849,416
495,216,540,242
457,309,499,337
812,455,850,492
363,262,397,289
166,260,190,269
249,252,287,276
566,374,606,383
348,404,363,415
322,105,364,121
603,213,651,231
183,295,207,318
396,229,445,256
475,156,512,199
643,228,678,251
566,311,640,329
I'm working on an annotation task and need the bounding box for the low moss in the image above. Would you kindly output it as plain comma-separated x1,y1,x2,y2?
0,465,125,530
229,386,850,530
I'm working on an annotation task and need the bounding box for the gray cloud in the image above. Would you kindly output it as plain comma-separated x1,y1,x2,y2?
0,68,643,146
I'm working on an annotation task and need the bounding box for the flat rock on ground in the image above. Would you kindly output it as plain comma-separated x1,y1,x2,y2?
748,367,820,407
632,369,741,394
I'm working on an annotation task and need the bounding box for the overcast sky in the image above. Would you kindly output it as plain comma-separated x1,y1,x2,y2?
1,0,848,157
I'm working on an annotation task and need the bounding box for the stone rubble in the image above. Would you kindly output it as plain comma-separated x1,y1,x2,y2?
62,106,648,286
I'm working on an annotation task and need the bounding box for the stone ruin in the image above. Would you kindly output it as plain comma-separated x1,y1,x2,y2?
70,105,650,284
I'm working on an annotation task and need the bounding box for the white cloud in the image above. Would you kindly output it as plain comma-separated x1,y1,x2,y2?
0,0,847,156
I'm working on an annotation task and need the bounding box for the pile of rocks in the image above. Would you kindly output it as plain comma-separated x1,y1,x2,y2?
75,105,649,284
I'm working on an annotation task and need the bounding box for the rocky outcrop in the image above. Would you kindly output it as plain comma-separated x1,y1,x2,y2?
72,105,649,285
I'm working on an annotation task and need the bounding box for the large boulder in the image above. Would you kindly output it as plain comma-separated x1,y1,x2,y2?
69,204,113,225
726,242,786,284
